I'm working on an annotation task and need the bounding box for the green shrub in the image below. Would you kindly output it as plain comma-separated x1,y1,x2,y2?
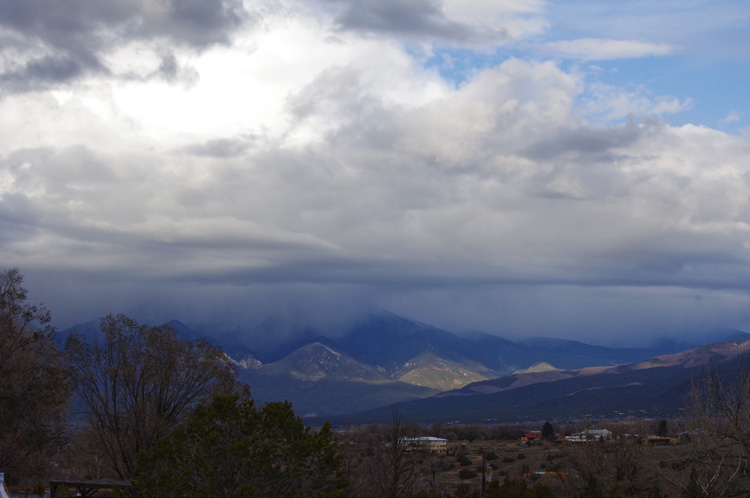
459,468,478,480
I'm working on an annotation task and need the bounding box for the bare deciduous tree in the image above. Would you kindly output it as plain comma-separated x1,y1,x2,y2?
685,360,750,497
563,426,657,496
365,408,421,498
65,313,243,479
0,268,72,483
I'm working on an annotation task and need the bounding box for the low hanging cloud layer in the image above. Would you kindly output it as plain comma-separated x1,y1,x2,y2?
1,0,749,344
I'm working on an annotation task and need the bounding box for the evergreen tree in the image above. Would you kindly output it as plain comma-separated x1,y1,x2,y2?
136,394,348,498
541,421,555,440
656,420,668,437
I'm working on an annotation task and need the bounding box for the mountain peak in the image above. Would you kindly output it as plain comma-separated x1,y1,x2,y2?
260,341,383,383
397,351,491,391
514,362,558,374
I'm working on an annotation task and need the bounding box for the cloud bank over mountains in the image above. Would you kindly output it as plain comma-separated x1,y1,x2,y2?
1,0,749,344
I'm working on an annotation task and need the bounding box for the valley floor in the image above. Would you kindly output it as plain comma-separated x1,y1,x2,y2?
335,428,735,497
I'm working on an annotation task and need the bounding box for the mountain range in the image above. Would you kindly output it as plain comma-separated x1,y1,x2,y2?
60,311,750,420
314,337,750,426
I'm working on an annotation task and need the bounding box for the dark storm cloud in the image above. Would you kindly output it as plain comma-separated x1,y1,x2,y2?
522,118,644,162
0,0,248,48
0,0,249,90
323,0,509,44
151,52,197,83
140,0,248,47
0,193,41,242
0,51,105,93
20,55,92,82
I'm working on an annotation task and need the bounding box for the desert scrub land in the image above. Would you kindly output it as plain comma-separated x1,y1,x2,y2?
335,423,724,497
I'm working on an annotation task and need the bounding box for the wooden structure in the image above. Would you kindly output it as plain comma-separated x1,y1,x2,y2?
49,479,133,497
647,436,679,445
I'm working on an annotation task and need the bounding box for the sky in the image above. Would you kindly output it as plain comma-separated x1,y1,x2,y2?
1,0,750,346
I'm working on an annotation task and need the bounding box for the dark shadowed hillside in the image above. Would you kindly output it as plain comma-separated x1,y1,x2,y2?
315,338,750,425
